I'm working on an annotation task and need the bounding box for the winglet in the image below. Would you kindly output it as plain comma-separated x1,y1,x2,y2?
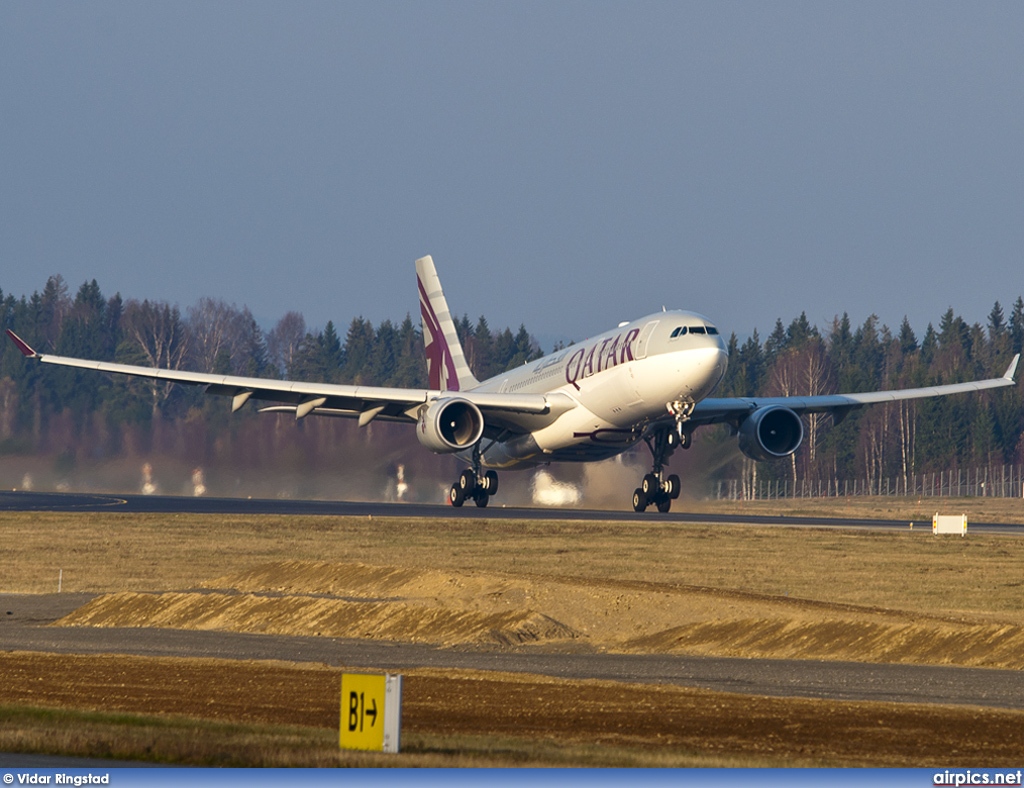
5,329,38,358
1004,353,1020,382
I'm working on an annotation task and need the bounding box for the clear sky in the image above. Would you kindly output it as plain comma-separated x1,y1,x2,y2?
2,2,1022,349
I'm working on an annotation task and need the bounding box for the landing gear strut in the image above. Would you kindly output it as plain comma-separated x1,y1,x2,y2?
632,401,693,513
448,445,498,508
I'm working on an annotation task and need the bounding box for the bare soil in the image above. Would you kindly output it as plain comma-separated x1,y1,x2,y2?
2,652,1024,767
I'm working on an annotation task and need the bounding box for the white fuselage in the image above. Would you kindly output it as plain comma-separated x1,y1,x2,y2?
464,310,729,468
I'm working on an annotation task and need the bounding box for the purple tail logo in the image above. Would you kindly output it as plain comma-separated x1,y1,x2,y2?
418,276,460,391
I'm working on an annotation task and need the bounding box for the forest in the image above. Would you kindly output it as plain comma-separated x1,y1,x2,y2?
1,274,1022,501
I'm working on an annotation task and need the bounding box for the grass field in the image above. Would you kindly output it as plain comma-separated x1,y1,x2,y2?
4,497,1024,621
2,496,1024,766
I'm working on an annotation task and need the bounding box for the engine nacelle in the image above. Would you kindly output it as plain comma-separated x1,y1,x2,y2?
416,397,485,453
737,406,804,462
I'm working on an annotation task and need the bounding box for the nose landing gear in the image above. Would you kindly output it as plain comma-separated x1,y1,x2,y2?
632,412,692,513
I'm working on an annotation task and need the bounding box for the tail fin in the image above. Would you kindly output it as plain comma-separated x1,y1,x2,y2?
416,255,480,391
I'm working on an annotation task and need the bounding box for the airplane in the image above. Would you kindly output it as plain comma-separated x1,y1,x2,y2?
5,255,1020,512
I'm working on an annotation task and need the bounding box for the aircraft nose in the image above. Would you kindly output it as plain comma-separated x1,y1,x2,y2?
683,345,729,401
703,344,729,391
714,345,729,387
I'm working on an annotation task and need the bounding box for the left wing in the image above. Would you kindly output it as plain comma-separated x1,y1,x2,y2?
4,329,570,428
688,354,1020,427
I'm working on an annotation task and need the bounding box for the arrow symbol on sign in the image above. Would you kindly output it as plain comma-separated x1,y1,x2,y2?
366,698,378,726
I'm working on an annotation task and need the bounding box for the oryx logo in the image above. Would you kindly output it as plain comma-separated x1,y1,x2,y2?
418,276,460,391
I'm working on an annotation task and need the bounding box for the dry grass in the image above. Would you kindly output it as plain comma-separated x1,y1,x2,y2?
682,494,1024,525
3,503,1023,622
0,705,776,768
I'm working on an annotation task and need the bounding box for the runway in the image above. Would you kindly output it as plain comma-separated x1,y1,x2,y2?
3,489,1024,532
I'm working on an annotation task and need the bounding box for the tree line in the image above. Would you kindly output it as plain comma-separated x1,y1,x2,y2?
0,275,540,474
712,302,1024,491
1,274,1022,494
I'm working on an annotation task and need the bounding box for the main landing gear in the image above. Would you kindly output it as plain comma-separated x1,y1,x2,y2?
632,402,694,513
448,445,498,508
449,468,499,508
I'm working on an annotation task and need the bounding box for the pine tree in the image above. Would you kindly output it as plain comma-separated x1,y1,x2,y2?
1009,296,1024,355
764,318,787,362
786,312,816,348
988,301,1006,338
472,316,495,378
736,331,765,397
898,317,918,356
341,318,374,384
394,314,426,387
372,319,399,384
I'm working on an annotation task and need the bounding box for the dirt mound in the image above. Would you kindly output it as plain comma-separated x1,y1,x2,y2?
203,560,533,604
628,618,1024,669
58,590,578,648
54,560,1024,668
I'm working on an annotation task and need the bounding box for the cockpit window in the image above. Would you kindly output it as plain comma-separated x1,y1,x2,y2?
672,324,718,338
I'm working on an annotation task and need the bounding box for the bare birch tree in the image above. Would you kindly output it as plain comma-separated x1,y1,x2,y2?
121,299,190,419
766,339,834,485
266,311,306,378
187,297,246,373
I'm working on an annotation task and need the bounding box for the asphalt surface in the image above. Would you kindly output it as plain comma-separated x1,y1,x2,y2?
3,489,1024,532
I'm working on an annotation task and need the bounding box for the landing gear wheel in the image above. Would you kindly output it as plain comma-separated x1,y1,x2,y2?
452,459,500,508
634,420,695,514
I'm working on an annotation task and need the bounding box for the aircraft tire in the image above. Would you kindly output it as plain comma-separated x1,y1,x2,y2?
656,497,672,513
667,474,681,500
474,491,489,508
484,470,499,496
641,474,659,496
459,469,477,492
449,484,465,507
632,488,647,512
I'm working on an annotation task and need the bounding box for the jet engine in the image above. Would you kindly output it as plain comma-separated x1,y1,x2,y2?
416,397,485,453
737,405,804,461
